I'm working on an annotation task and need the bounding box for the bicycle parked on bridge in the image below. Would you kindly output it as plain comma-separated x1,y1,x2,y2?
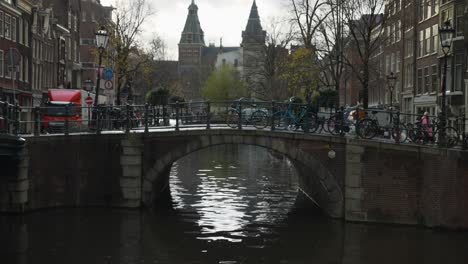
272,99,319,133
408,114,459,147
356,110,409,143
226,100,269,129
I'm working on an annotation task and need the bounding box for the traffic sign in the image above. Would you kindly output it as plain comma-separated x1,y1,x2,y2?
104,80,113,90
85,96,93,105
104,69,114,80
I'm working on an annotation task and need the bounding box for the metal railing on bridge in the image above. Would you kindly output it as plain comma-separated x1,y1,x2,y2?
0,99,467,149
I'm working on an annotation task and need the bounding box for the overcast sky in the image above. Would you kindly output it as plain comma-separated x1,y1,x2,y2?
100,0,285,60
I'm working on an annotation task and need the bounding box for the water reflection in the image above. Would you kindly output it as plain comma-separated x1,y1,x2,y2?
169,145,299,242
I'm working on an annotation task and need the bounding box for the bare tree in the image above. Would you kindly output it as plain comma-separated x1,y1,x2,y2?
288,0,334,49
110,0,154,105
244,17,295,101
342,0,385,108
316,0,348,96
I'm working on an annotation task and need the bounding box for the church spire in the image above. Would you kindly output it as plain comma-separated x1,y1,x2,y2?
180,0,205,45
242,0,266,45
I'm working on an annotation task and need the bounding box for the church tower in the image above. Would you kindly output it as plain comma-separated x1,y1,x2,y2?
178,0,207,100
179,0,205,66
242,0,267,98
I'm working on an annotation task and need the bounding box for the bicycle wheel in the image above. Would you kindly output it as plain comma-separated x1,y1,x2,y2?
273,111,290,130
300,112,319,133
252,111,269,129
391,124,409,143
434,127,459,148
357,119,377,139
226,110,240,129
327,115,344,136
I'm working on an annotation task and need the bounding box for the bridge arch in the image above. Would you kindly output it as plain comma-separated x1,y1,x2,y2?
141,132,344,218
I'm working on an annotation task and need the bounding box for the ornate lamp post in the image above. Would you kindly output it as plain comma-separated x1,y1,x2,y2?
438,20,455,144
94,27,109,107
387,72,397,110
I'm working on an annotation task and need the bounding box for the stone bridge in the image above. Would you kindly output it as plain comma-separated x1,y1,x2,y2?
1,129,468,229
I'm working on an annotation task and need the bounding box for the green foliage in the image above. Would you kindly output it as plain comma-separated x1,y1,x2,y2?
146,89,170,106
202,65,247,101
280,47,320,99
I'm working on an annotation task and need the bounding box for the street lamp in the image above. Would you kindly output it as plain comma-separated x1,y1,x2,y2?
387,72,397,109
438,20,455,144
94,26,109,107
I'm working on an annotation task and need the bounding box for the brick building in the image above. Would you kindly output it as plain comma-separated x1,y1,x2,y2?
79,0,113,101
40,0,81,91
0,0,33,108
342,0,467,125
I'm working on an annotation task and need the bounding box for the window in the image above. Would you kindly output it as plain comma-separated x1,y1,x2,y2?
405,39,413,58
24,21,29,46
425,27,431,54
391,53,395,73
405,63,413,88
441,8,453,25
19,55,23,81
424,67,430,93
5,14,11,39
418,31,424,57
18,17,22,44
417,69,423,94
455,55,463,91
432,25,438,53
396,20,401,42
431,0,438,16
24,57,28,83
0,50,3,78
431,65,438,93
12,17,16,42
396,51,400,73
82,11,86,22
455,5,464,37
0,12,3,37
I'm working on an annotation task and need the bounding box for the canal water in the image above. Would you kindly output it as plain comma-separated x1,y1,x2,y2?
2,145,468,264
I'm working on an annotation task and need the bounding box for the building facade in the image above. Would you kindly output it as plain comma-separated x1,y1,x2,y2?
0,0,33,108
80,0,113,100
178,0,266,100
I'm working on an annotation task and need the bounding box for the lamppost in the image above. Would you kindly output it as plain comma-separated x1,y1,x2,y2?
387,72,397,110
94,27,109,107
438,20,455,144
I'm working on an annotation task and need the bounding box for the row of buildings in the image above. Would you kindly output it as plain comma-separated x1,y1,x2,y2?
342,0,468,119
0,0,113,108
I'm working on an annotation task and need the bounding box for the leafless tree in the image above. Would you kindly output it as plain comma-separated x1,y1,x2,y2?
110,0,155,105
244,17,295,101
316,0,348,96
342,0,385,108
288,0,334,49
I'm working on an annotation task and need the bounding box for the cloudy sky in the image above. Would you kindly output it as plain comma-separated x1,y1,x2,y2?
101,0,285,60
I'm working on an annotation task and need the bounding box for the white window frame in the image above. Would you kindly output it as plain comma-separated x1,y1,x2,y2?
0,50,4,78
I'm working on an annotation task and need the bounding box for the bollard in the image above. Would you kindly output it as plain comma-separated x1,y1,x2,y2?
206,101,211,130
65,104,70,136
175,102,180,131
144,103,149,133
271,101,276,132
33,107,40,136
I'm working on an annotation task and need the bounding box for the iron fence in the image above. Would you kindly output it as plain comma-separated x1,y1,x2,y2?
0,99,466,149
